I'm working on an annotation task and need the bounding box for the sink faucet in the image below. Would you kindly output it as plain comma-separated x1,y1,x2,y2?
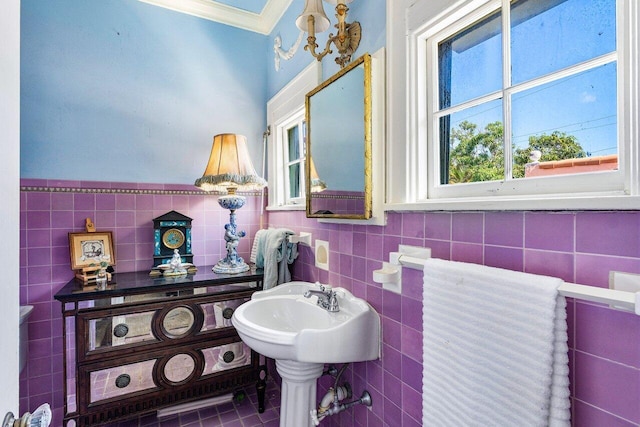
304,284,339,312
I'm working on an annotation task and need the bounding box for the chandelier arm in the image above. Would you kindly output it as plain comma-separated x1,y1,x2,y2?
304,34,334,62
297,0,362,68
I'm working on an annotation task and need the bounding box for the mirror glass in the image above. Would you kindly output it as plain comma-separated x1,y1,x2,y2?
306,53,372,219
164,353,196,384
162,306,195,338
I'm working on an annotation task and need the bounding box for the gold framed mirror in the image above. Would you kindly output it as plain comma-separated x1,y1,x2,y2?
305,53,372,219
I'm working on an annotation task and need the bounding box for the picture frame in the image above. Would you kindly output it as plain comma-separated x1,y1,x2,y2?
69,231,116,270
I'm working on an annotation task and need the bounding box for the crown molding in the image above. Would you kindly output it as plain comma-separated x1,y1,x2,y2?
138,0,294,34
260,0,295,33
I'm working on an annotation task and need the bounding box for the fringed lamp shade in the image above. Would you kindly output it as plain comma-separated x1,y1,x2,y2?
195,134,267,193
309,157,327,193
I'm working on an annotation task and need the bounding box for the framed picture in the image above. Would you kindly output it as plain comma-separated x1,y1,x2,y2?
69,231,116,270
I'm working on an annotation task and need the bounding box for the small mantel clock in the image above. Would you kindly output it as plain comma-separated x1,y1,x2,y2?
153,210,194,266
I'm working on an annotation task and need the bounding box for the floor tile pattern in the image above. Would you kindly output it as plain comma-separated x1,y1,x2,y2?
110,378,281,427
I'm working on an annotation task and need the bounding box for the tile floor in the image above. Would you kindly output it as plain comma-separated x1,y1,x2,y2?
109,379,281,427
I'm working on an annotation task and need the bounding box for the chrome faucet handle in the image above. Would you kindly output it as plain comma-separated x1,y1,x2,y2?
326,291,340,312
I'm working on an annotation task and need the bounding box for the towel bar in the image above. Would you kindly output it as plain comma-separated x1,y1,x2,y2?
557,282,638,313
373,246,640,316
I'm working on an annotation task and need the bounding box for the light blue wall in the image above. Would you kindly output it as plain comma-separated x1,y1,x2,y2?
266,0,386,98
20,0,386,184
21,0,268,184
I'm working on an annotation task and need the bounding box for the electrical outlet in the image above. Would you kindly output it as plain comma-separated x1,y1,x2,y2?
315,239,329,271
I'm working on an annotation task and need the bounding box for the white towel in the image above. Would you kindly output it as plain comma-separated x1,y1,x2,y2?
422,259,570,427
250,229,266,264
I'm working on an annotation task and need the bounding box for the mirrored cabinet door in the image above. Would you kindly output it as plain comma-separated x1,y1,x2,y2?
83,297,250,356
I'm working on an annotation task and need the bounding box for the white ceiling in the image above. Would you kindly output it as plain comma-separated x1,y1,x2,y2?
138,0,295,34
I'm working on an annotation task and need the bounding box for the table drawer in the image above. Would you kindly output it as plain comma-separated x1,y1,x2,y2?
80,297,250,358
80,339,254,407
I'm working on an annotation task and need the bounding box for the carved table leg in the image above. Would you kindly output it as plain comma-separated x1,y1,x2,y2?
256,365,267,413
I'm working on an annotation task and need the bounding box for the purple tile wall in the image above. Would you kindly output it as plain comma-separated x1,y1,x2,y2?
20,179,640,427
310,191,366,216
19,179,264,426
268,210,640,427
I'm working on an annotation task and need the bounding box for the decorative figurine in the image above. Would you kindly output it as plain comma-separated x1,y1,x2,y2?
213,213,249,274
164,249,188,276
224,223,245,266
149,248,197,277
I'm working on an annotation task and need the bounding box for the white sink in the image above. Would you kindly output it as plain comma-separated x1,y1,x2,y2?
232,281,380,364
233,281,381,427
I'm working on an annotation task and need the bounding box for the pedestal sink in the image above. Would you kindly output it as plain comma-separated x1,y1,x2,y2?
232,281,380,427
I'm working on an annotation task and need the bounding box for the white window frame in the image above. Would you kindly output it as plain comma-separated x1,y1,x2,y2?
279,111,306,206
266,61,322,211
386,0,640,210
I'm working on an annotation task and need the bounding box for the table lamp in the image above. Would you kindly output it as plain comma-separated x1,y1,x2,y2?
195,134,267,273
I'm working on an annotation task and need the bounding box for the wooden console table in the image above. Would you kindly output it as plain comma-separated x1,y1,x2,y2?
54,267,265,426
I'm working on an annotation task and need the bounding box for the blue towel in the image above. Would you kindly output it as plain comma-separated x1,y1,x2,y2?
251,228,298,289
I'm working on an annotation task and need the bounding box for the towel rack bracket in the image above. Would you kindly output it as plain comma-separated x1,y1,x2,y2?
609,271,640,313
372,245,431,294
289,232,312,246
609,270,640,293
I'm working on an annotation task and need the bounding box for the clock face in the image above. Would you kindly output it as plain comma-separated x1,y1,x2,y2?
162,228,185,250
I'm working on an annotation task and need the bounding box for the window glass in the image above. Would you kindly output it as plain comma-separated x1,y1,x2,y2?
288,164,300,198
511,62,617,178
438,10,502,109
284,121,306,202
287,126,299,162
435,0,618,188
511,0,616,85
441,98,504,184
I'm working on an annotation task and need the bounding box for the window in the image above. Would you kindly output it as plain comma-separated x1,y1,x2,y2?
266,62,321,210
428,0,622,199
386,0,639,209
281,112,306,205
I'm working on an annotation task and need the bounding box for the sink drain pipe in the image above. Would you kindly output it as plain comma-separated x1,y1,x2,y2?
311,390,373,425
310,364,373,425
